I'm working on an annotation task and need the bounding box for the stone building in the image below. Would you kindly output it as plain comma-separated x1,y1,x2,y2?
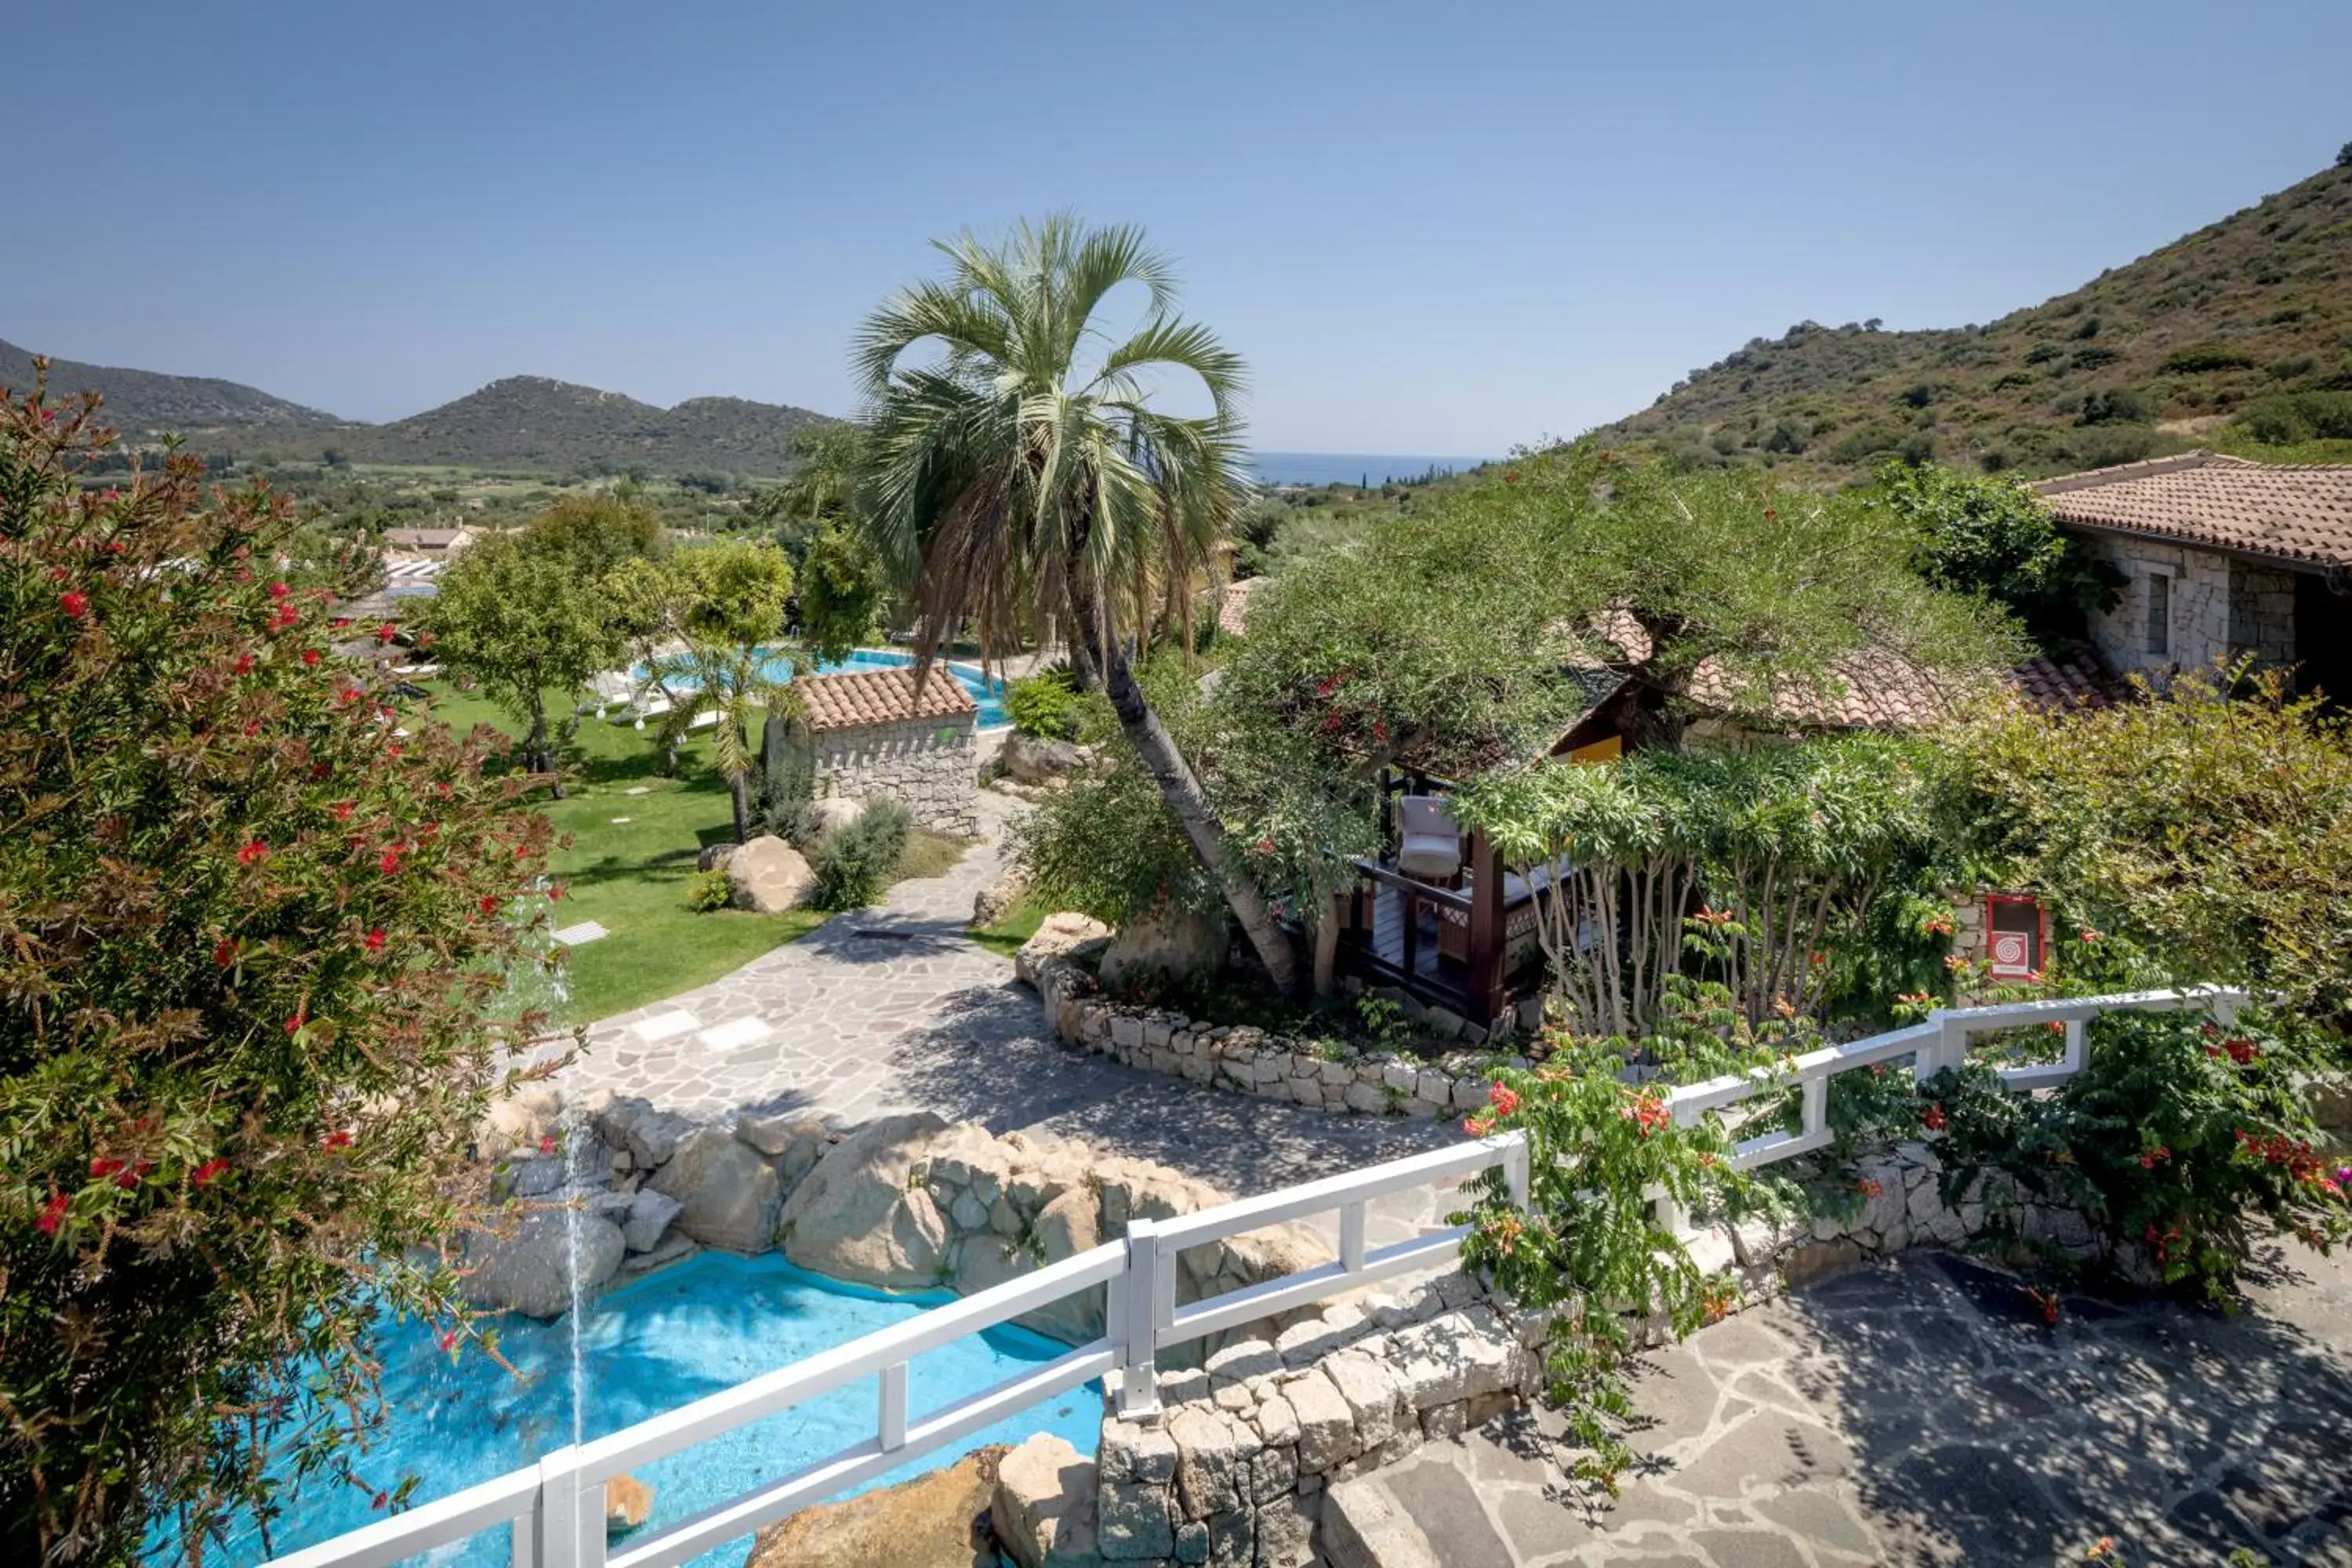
2033,452,2352,701
791,665,978,836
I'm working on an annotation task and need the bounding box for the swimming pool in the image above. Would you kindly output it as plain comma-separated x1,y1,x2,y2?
178,1253,1098,1566
628,648,1010,730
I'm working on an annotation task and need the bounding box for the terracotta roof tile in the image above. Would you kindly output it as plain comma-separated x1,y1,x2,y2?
795,666,975,732
2032,451,2352,570
1688,648,2123,731
1218,577,1266,637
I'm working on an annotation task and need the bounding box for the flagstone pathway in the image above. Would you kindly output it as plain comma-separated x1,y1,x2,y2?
548,789,1453,1214
1333,1244,2352,1566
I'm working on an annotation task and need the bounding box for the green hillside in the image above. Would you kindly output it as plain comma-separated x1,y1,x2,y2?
0,337,347,436
1592,154,2352,477
301,376,835,480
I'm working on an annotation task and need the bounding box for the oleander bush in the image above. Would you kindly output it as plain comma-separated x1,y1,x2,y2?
0,378,562,1562
1004,665,1081,740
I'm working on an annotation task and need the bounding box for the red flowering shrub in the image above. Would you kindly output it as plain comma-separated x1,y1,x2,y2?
0,377,561,1561
1457,967,1799,1494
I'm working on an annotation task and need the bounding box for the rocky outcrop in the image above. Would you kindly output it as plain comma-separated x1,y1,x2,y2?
463,1208,626,1319
810,795,864,836
649,1126,782,1254
727,834,815,914
1000,731,1087,785
746,1444,1005,1568
1097,908,1224,996
778,1112,955,1287
1014,912,1111,989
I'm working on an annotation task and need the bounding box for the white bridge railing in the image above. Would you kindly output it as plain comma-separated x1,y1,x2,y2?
1650,984,2248,1227
263,984,2244,1568
263,1132,1531,1568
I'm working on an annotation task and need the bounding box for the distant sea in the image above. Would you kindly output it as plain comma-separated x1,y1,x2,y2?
1248,451,1494,488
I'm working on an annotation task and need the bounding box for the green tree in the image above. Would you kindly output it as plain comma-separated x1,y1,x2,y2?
637,541,798,841
1868,459,2121,633
521,491,666,577
797,515,886,662
759,423,870,563
414,532,620,789
0,380,559,1563
853,216,1298,989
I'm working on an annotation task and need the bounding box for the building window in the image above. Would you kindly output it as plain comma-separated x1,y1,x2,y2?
1984,894,2046,981
2145,572,2171,657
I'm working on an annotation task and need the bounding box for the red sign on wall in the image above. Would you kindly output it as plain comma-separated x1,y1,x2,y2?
1985,894,2045,980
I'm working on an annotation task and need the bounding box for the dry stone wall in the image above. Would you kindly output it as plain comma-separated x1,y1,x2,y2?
1025,946,1513,1127
805,713,978,835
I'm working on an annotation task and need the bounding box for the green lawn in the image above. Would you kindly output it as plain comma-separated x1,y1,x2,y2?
969,895,1052,961
416,688,828,1022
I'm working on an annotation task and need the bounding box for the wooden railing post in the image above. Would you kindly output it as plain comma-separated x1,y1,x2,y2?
1467,829,1505,1027
1115,1218,1160,1419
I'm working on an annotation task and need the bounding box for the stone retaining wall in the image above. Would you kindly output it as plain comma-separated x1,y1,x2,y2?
1026,949,1511,1127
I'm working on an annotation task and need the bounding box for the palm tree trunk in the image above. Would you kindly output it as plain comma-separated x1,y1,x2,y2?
1069,586,1300,993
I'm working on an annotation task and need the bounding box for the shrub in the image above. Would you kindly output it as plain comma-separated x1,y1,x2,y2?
685,868,734,912
1457,965,1798,1491
811,797,913,909
1004,666,1080,740
2159,342,2256,374
2234,390,2352,445
1872,1011,2349,1298
2078,387,2149,426
0,381,557,1559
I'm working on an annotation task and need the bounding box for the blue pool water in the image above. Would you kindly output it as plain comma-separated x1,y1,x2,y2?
631,647,1009,730
193,1253,1099,1566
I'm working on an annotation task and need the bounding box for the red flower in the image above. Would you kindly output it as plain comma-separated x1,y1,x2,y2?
376,622,397,643
1504,472,1520,484
302,648,321,666
270,602,299,630
212,937,239,967
480,895,500,913
285,1012,307,1036
60,590,89,619
1855,1178,1884,1197
547,883,564,901
1462,1114,1494,1138
89,1156,125,1179
34,1193,68,1236
364,927,387,953
438,1329,459,1352
2223,1037,2261,1065
379,850,402,876
193,1157,230,1188
332,616,352,629
1254,835,1274,856
321,1129,354,1151
332,800,355,821
267,581,291,599
1487,1083,1521,1117
233,653,256,675
2078,927,2103,944
237,840,270,866
538,1134,557,1155
1922,1103,1948,1132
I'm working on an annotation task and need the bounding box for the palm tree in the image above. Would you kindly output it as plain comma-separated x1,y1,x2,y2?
853,216,1298,991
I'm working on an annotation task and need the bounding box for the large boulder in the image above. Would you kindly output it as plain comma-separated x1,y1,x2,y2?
1000,731,1087,785
463,1208,625,1320
476,1083,564,1161
746,1444,1004,1568
648,1126,782,1253
1014,912,1112,989
779,1112,955,1287
1097,907,1225,996
993,1433,1098,1568
726,835,815,914
810,795,865,836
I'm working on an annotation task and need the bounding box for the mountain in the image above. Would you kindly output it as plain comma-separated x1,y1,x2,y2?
0,342,835,477
0,337,347,435
316,376,833,477
1592,157,2352,477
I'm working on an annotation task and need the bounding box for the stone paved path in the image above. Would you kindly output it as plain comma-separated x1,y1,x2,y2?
1345,1243,2352,1566
551,791,1453,1225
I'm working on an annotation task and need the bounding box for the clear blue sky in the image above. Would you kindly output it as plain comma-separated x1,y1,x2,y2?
5,1,2347,454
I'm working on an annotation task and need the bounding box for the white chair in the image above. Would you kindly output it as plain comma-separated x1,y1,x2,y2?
1396,795,1463,883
